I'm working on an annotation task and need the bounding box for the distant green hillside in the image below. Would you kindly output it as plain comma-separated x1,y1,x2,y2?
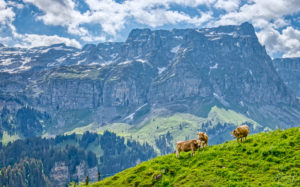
84,127,299,186
65,106,265,153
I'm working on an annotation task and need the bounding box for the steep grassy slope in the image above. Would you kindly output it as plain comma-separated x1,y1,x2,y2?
0,131,20,145
85,127,299,186
65,106,264,152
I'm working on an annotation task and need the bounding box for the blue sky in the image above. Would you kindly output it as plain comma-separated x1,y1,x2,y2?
0,0,300,58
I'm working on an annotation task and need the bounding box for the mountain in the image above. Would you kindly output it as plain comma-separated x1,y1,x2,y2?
88,127,300,186
1,22,300,187
1,22,300,146
273,57,300,97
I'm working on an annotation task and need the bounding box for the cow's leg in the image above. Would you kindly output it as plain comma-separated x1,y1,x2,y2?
191,145,194,156
176,148,179,158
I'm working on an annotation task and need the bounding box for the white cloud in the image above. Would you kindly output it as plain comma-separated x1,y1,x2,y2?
0,0,300,57
23,0,214,38
23,0,79,26
0,0,15,25
214,0,240,12
87,0,214,30
81,35,106,42
6,0,24,9
0,36,11,44
215,0,300,27
15,34,82,48
257,26,300,58
131,8,212,27
23,0,89,37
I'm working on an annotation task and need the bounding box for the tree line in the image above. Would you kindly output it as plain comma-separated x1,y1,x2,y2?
0,131,156,187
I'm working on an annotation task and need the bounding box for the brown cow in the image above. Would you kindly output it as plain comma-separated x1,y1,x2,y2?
231,125,249,142
197,132,208,148
176,139,201,158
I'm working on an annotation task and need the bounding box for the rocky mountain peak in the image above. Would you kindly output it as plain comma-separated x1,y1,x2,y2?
239,22,256,35
126,28,152,42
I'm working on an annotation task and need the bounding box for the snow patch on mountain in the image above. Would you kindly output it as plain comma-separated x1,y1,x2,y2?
1,58,13,66
124,103,148,120
56,57,66,64
77,58,87,65
174,36,183,40
119,60,132,65
213,93,229,107
171,45,181,53
210,63,218,69
158,67,167,74
136,59,147,63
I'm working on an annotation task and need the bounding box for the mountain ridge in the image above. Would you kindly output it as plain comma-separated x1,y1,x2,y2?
0,22,299,144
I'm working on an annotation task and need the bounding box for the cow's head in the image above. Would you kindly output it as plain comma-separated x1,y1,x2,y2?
197,132,206,140
231,130,239,138
196,140,202,147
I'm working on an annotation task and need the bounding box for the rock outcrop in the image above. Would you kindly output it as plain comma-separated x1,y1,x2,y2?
49,161,98,187
273,57,300,97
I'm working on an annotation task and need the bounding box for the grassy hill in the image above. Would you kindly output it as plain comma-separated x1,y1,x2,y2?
83,127,299,186
65,106,265,153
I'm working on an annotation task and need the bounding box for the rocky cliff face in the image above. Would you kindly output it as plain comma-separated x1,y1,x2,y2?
146,23,300,127
273,58,300,97
1,22,299,137
49,161,98,187
50,162,70,187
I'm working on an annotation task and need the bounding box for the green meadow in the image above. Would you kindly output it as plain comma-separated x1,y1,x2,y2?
82,127,299,186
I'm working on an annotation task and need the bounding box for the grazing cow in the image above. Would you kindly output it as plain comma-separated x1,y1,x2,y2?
176,139,201,158
231,125,249,142
197,132,208,148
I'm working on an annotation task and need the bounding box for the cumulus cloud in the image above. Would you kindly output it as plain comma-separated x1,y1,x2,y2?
214,0,240,12
214,0,300,28
257,26,300,58
23,0,214,39
1,0,300,57
80,35,106,43
6,0,24,9
15,34,82,48
0,0,15,25
0,36,11,44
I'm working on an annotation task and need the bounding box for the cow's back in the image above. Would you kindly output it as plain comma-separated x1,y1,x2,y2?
179,140,197,151
237,125,249,136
